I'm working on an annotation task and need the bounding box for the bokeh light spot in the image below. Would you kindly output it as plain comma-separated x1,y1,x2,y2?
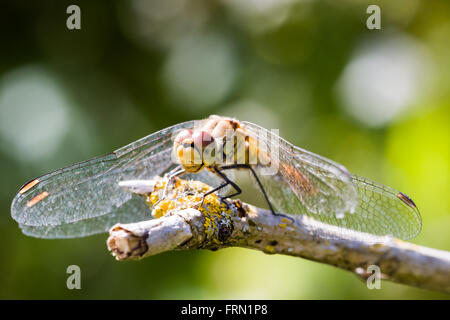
163,32,238,110
336,34,432,127
0,66,71,162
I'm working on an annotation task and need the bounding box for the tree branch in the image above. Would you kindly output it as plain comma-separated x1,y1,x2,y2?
107,177,450,293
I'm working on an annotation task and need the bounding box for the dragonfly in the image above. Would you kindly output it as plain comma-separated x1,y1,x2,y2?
11,115,421,240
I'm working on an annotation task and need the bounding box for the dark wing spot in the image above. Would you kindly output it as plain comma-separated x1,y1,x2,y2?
397,192,417,208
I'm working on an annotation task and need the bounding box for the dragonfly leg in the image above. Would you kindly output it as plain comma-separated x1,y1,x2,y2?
201,167,242,209
220,164,294,223
153,166,186,207
164,165,185,178
212,167,242,198
202,181,229,208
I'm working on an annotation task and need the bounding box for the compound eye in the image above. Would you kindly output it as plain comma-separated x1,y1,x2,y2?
192,130,214,149
174,129,193,145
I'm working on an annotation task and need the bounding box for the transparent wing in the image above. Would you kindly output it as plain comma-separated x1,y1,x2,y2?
262,174,421,240
348,175,421,239
242,121,421,240
11,120,212,238
242,121,359,218
17,195,151,238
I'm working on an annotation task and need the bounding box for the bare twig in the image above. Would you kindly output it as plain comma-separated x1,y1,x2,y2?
107,177,450,293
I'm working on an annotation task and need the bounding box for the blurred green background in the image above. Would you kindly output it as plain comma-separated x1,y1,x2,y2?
0,0,449,299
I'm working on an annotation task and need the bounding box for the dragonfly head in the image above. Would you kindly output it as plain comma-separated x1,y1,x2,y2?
173,129,216,172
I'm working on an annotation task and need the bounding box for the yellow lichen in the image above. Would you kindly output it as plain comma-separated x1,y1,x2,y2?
145,178,233,240
369,243,386,252
264,245,275,253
